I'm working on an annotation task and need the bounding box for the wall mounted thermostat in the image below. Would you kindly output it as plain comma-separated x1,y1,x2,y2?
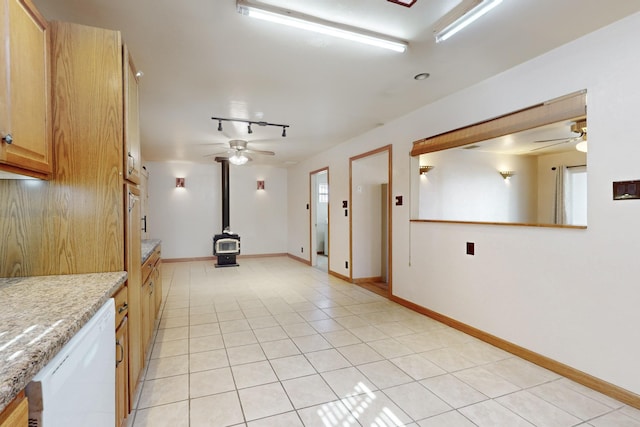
613,180,640,200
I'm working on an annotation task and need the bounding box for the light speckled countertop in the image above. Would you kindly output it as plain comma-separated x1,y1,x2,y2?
142,239,161,263
0,272,127,412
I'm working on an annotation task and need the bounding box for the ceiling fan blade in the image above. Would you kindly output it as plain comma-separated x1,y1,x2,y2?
533,137,572,143
244,148,275,156
534,131,584,143
529,141,571,152
203,151,230,157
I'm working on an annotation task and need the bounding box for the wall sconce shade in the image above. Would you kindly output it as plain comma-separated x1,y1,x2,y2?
499,171,515,180
257,180,265,190
176,177,185,188
419,165,434,175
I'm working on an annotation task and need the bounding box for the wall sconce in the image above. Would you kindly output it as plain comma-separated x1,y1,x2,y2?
499,171,515,180
257,180,265,190
419,165,434,175
176,177,185,188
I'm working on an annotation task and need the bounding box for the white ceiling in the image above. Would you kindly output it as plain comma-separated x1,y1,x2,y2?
33,0,640,166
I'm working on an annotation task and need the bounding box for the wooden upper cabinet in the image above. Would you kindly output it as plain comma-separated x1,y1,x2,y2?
123,46,141,185
0,0,52,179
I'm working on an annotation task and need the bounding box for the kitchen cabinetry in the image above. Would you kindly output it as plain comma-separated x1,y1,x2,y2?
123,46,141,185
141,244,161,353
113,285,129,427
125,184,142,409
46,21,142,421
0,391,27,427
0,0,52,179
140,167,149,240
115,317,128,427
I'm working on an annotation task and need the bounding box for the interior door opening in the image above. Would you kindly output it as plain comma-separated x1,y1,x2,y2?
310,168,329,272
350,146,392,296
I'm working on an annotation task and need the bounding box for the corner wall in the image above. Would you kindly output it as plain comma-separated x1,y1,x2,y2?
287,12,640,395
146,161,288,259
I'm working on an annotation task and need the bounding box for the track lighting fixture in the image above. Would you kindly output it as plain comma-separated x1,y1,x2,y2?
212,116,289,137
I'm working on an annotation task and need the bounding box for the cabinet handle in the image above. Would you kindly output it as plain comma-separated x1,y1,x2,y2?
141,215,147,233
127,152,135,174
116,340,124,366
2,134,13,144
118,302,128,313
129,193,137,212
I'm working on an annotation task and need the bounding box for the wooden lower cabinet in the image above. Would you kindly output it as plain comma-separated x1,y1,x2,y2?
0,391,27,427
141,278,153,354
114,285,129,427
115,316,129,427
141,245,162,353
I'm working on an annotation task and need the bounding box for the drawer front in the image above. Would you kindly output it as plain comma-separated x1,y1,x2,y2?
114,285,128,327
142,249,160,283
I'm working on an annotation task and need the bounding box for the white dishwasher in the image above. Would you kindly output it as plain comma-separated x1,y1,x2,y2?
26,298,115,427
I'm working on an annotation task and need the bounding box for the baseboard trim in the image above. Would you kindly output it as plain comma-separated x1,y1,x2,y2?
389,294,640,409
164,253,288,263
328,270,350,282
287,253,311,266
163,256,215,263
352,276,383,284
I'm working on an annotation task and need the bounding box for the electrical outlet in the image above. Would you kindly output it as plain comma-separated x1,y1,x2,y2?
345,261,349,269
301,247,304,253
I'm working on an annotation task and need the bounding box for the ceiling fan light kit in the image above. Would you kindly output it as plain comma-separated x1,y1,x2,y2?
434,0,502,43
229,152,250,165
236,0,408,53
205,139,275,166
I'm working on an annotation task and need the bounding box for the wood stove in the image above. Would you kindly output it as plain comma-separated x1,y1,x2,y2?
213,232,240,267
213,158,240,267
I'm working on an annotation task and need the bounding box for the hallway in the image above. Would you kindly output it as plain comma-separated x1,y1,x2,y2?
129,257,640,426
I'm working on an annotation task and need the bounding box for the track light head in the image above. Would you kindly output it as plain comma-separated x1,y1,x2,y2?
217,120,223,132
282,127,287,137
248,124,253,134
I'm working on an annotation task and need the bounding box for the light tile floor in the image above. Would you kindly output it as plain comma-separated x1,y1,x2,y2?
129,257,640,427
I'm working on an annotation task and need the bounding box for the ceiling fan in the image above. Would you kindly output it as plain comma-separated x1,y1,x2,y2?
204,139,275,165
530,120,587,152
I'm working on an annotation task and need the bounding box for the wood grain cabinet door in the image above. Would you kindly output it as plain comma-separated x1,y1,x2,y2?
115,317,129,427
0,0,52,178
123,45,141,185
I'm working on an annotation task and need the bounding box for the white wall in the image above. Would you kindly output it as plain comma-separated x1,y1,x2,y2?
287,12,640,395
146,161,288,259
418,149,537,222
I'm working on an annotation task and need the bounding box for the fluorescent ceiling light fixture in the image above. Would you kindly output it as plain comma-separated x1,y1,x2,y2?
434,0,502,43
237,0,408,53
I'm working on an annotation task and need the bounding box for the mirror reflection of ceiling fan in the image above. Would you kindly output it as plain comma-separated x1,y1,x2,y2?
531,119,587,152
204,139,275,165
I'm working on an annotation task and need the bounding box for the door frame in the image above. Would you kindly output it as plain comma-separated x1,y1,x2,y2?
349,145,393,296
309,167,329,268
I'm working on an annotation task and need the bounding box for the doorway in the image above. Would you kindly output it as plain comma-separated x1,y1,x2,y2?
350,145,392,296
310,168,329,271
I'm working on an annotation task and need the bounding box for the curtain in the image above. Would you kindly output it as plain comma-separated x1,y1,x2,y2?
553,165,567,224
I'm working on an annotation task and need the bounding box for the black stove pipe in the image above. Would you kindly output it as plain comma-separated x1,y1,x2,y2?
215,157,230,231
